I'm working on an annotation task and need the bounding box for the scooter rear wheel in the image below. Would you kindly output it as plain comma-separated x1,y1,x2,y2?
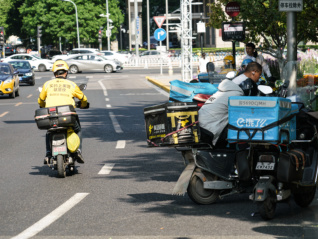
294,185,316,208
187,170,219,205
257,190,277,220
57,155,66,178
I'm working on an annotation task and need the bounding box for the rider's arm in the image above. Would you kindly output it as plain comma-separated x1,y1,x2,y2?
38,84,47,108
73,85,88,108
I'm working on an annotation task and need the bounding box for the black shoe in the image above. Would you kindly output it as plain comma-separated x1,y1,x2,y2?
75,150,84,164
44,152,51,164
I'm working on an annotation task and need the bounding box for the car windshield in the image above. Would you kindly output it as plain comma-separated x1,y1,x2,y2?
98,55,109,61
0,66,11,75
9,61,31,69
31,55,41,59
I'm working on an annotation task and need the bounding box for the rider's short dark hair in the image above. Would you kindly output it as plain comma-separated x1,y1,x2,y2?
54,70,67,76
246,42,256,49
245,62,262,73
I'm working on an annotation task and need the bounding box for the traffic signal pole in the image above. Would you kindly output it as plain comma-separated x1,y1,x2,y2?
0,27,5,58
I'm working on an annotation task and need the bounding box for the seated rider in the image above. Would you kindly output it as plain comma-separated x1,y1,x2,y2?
199,63,263,147
38,60,88,164
237,58,254,76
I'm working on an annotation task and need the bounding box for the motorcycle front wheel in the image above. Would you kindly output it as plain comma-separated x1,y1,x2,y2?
187,169,219,205
57,155,66,178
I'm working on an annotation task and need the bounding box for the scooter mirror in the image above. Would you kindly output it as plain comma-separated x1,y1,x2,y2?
258,85,273,95
78,84,87,91
226,71,236,80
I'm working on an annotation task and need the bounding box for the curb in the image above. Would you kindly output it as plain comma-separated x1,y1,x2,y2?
146,76,170,93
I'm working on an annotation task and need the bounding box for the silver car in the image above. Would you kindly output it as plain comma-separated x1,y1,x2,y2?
65,54,123,74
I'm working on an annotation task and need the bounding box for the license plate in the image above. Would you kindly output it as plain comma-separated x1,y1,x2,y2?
256,162,275,170
53,146,67,153
19,77,22,81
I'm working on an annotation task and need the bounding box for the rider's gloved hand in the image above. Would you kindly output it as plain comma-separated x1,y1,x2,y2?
80,95,88,108
38,97,45,108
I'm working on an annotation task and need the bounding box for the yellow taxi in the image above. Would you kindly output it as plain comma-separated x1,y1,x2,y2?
0,62,20,98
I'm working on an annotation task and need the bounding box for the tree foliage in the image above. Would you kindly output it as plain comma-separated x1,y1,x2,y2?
207,0,318,65
7,0,124,46
0,0,13,32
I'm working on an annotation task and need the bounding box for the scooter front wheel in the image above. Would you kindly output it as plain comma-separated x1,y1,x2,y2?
187,170,219,205
57,155,66,178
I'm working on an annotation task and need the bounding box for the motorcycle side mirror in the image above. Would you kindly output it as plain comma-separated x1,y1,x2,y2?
258,85,273,95
38,87,42,92
226,71,236,80
78,84,87,91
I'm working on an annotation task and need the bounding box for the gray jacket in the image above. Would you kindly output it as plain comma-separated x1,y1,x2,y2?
199,79,243,145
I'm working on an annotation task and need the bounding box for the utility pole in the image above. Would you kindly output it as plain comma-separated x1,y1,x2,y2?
37,26,42,57
0,27,5,58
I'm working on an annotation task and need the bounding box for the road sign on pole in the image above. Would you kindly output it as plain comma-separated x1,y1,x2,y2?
153,16,166,28
154,28,166,41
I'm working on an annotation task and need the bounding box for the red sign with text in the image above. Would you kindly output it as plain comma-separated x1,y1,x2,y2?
225,2,240,17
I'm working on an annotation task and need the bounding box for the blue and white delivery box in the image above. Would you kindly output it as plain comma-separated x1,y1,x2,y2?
228,96,298,144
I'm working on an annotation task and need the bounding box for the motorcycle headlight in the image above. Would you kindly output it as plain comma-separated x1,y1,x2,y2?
4,78,13,84
25,73,33,76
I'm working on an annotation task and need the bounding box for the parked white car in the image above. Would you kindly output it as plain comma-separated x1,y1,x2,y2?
65,54,123,74
52,48,100,61
101,50,130,64
1,54,54,72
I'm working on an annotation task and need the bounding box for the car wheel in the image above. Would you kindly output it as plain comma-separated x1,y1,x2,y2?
69,65,79,74
9,88,15,98
38,64,46,72
15,86,20,97
30,80,35,86
104,64,113,73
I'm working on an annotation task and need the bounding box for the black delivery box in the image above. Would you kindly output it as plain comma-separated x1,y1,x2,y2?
144,102,200,147
35,105,77,130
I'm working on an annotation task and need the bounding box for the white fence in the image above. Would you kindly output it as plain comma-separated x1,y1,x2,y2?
123,52,245,68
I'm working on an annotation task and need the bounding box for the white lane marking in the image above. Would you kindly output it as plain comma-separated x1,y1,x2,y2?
98,80,108,96
0,111,9,117
120,93,161,96
106,104,111,108
109,112,123,133
15,102,23,106
98,163,115,175
35,77,42,79
105,98,109,101
27,94,32,98
116,140,126,149
69,76,76,79
11,193,89,239
86,76,93,79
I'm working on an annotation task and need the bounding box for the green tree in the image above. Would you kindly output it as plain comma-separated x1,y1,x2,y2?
208,0,318,72
0,0,13,34
16,0,124,47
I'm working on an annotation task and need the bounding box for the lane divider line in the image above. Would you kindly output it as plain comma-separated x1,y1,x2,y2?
98,80,108,96
106,104,111,108
0,111,9,117
116,140,126,149
11,193,89,239
109,112,123,133
98,163,115,175
15,102,23,106
27,94,32,98
105,98,109,101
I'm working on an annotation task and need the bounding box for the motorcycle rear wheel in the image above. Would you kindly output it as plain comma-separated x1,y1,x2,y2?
187,170,219,205
294,186,316,208
57,155,66,178
257,190,277,220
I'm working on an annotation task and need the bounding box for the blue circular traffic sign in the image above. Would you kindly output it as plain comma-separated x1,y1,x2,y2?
154,28,167,41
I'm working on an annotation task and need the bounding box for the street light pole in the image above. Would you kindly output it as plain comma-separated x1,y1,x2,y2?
61,0,80,48
106,0,110,51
